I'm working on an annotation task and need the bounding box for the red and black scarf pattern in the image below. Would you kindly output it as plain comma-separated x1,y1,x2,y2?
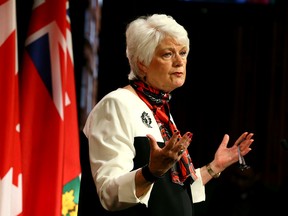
130,79,197,185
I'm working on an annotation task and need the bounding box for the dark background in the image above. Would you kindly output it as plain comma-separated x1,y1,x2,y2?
16,0,288,215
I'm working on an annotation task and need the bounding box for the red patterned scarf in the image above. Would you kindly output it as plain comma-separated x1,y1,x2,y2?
130,80,197,185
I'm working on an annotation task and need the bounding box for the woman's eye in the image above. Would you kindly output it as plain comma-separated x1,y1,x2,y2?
180,51,187,57
163,53,172,58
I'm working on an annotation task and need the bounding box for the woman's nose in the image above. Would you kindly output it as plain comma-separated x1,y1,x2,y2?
173,54,184,66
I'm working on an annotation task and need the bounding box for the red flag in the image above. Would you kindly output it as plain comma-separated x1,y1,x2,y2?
0,0,23,215
19,0,81,215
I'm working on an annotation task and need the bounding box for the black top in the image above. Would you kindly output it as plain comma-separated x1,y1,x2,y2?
78,133,194,216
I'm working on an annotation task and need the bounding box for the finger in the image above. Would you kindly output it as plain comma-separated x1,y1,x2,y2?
165,130,181,151
241,138,254,150
246,133,254,140
176,132,193,156
146,134,159,152
235,132,249,146
239,132,254,147
241,147,252,156
238,134,254,154
178,132,193,150
219,134,230,148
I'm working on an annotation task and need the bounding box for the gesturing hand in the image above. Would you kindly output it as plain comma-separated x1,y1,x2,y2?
146,131,193,177
213,132,254,172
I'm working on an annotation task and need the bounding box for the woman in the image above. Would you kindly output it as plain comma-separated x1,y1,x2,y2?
82,14,254,216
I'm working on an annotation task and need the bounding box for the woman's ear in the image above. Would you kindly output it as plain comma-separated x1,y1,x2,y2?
137,60,148,80
137,60,147,73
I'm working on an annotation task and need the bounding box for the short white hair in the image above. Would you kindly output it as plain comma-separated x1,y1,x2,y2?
125,14,190,80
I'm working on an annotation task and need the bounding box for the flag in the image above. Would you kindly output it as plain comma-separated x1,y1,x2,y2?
0,0,23,215
19,0,81,215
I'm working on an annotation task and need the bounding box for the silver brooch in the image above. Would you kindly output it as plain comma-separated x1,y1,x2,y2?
141,111,152,128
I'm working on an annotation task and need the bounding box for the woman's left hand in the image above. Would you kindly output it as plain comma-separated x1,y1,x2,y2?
213,132,254,172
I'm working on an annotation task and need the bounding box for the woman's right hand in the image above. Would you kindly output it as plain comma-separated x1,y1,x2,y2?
146,131,193,177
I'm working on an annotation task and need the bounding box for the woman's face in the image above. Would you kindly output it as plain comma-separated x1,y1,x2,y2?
142,37,188,93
